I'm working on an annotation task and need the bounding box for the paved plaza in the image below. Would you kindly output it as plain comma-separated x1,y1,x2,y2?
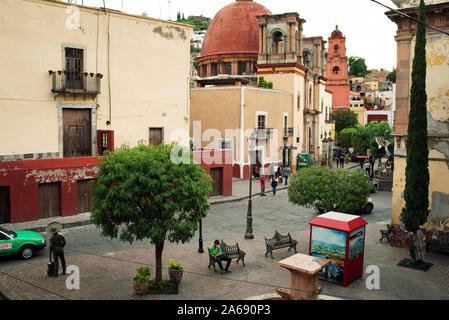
1,189,448,300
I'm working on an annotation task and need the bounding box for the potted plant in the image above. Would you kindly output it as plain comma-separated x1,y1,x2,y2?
132,266,152,296
168,259,183,284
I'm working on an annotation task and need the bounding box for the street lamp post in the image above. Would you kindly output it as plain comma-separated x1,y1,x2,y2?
198,219,204,253
321,132,329,168
328,134,334,168
245,132,257,240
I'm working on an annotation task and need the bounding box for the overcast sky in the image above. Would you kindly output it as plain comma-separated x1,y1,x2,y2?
78,0,399,71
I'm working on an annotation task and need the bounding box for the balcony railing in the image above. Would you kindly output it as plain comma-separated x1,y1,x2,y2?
283,127,294,138
255,128,273,140
49,70,102,99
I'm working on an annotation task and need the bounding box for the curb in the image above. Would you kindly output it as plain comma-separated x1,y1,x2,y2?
12,187,290,233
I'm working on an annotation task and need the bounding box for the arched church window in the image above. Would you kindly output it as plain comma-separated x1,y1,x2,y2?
334,44,339,53
333,66,340,74
273,32,283,54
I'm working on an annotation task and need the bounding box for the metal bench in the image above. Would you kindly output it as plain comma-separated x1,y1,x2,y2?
208,240,246,272
428,234,449,254
264,231,298,259
379,224,392,242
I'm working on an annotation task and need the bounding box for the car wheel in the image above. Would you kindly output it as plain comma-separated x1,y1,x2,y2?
18,245,34,260
365,203,374,214
373,185,378,193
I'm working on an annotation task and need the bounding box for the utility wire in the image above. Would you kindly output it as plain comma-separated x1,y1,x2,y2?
370,0,449,36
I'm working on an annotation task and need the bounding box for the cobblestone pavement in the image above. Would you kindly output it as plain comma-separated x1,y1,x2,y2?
1,190,448,300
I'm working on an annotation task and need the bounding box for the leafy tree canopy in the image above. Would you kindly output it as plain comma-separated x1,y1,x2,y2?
91,143,212,281
337,127,356,149
351,121,393,160
288,166,370,214
349,56,368,77
387,68,396,83
333,109,359,133
177,12,210,30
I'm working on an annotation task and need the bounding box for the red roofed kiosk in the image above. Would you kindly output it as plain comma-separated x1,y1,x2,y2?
309,212,367,287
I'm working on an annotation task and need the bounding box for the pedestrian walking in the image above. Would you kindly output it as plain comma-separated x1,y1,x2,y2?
339,153,345,168
49,225,67,277
271,176,278,196
336,155,340,168
283,166,290,185
276,167,282,184
260,175,266,196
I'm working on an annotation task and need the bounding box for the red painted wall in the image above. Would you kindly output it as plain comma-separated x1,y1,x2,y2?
0,157,99,223
194,149,233,197
0,149,233,224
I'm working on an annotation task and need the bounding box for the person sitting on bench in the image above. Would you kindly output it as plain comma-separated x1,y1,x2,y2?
210,240,232,274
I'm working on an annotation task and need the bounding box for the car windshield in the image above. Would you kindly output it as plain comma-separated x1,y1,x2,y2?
0,227,15,238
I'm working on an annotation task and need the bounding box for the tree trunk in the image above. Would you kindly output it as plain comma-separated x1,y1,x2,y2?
155,241,165,283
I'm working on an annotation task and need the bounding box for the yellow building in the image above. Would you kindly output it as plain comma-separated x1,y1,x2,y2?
386,1,449,246
364,81,379,91
0,0,193,158
0,0,193,223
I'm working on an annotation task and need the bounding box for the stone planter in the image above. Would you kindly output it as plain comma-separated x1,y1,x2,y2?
168,269,184,284
133,279,149,296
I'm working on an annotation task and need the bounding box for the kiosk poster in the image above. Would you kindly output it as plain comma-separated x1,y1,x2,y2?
311,225,346,285
349,227,364,261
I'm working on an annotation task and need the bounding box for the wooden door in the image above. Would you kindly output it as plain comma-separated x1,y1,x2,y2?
149,128,163,146
210,168,223,197
38,183,61,219
0,187,11,224
63,109,92,158
77,180,94,213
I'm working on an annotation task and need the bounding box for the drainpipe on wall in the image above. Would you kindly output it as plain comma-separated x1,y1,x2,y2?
106,10,112,126
240,87,245,179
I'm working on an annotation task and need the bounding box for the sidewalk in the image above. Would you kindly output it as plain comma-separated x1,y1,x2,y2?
1,178,288,232
1,223,448,300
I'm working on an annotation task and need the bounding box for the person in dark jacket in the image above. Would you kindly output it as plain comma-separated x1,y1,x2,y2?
49,227,67,276
271,176,278,196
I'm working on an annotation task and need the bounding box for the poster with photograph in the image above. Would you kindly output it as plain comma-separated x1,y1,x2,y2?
349,226,365,261
311,226,346,285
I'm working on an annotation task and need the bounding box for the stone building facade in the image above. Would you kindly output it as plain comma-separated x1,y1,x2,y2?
326,26,350,109
386,1,449,246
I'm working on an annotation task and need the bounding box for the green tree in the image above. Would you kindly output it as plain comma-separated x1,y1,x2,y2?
400,0,430,247
257,76,266,88
288,166,370,214
387,68,397,83
351,122,393,160
91,143,212,282
337,127,356,149
349,56,368,77
333,109,359,134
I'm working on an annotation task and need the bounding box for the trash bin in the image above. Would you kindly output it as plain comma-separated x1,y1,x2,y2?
297,153,311,170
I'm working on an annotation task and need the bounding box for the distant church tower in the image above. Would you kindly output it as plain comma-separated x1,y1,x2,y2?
326,26,350,109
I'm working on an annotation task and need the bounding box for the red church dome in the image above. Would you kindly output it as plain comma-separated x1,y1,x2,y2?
200,0,271,62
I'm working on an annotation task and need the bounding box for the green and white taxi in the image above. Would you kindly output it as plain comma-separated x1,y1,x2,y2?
0,227,46,260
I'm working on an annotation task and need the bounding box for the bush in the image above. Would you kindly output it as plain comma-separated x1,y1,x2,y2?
134,266,152,284
288,166,370,214
168,259,183,270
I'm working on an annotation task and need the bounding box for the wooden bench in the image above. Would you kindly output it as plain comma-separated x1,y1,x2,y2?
264,231,298,259
208,241,246,272
379,224,392,242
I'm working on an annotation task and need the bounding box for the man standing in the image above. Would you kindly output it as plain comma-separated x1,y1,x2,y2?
283,166,290,185
49,226,67,276
260,175,266,196
271,176,278,196
210,240,231,274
